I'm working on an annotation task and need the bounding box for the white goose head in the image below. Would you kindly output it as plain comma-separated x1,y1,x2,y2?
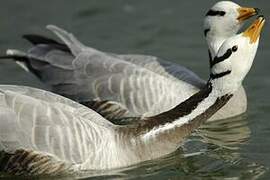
141,17,265,142
210,16,265,94
204,1,259,59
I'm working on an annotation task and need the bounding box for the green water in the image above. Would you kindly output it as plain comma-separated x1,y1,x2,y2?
0,0,269,179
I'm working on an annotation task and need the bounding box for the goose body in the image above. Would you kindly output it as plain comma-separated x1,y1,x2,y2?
0,1,258,121
0,16,264,176
0,83,228,175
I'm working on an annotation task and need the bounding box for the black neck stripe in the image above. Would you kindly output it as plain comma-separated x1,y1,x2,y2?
208,49,212,69
208,49,212,64
134,83,213,132
206,10,226,16
210,49,232,68
204,28,210,37
210,70,231,79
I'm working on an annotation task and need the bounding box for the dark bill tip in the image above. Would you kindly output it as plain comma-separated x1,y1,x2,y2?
257,15,264,19
255,8,260,14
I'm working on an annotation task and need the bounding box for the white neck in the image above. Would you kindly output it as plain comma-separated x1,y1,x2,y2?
207,36,228,60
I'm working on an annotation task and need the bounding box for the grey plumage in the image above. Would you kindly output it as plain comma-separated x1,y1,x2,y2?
1,25,246,120
0,85,123,174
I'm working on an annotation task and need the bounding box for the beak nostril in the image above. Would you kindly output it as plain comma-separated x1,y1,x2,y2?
255,8,260,14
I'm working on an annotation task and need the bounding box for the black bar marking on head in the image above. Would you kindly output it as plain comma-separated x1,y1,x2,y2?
204,28,210,37
206,10,226,16
210,49,232,68
210,70,231,79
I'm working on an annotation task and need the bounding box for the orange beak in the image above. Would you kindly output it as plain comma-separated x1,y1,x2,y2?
243,16,265,44
237,7,259,22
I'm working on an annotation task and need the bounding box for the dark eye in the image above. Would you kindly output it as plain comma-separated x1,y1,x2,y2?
232,45,238,52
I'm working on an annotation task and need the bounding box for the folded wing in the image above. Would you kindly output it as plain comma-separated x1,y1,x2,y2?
0,85,115,168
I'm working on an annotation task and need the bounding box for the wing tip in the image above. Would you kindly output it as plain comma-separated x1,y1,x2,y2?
6,49,26,56
46,24,57,31
46,25,67,35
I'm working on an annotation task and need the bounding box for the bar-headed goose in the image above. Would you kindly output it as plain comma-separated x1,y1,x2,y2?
0,16,264,176
0,1,259,121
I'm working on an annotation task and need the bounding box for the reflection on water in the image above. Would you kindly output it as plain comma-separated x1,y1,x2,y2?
198,114,251,150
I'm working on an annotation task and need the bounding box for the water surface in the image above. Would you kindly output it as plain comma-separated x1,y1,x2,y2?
0,0,269,179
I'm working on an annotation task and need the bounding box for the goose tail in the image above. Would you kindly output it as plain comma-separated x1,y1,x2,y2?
0,49,28,60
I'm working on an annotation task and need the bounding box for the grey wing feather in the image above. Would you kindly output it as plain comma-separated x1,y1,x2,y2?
67,51,197,117
116,54,206,88
0,85,115,167
45,25,205,89
81,100,134,123
12,43,77,86
46,25,87,56
0,149,69,176
28,45,74,70
21,32,198,117
4,25,202,119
